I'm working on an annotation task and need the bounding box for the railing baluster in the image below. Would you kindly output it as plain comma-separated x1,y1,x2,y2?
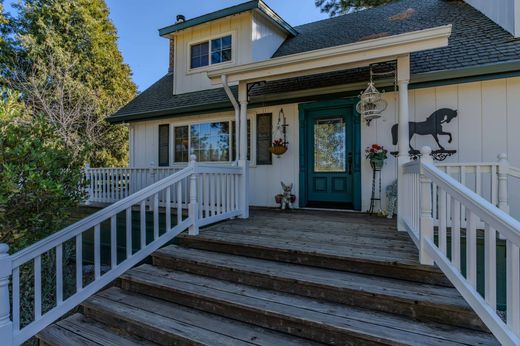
12,266,19,333
216,174,221,215
166,187,172,232
94,224,101,279
34,255,42,319
507,239,520,333
111,216,117,268
140,200,146,248
451,198,461,270
76,234,82,291
476,165,482,195
484,223,497,310
177,181,182,224
439,188,447,254
153,193,159,239
491,164,498,206
56,244,63,304
126,208,132,258
204,174,210,218
466,211,477,288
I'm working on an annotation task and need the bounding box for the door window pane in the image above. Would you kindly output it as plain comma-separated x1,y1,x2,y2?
190,42,209,69
174,126,189,163
158,125,170,167
211,35,232,65
314,118,346,172
191,122,230,162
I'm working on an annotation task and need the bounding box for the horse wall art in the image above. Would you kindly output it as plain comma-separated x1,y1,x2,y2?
391,108,458,152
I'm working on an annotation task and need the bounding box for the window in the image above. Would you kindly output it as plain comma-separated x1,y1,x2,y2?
174,126,189,163
158,125,170,167
231,120,251,161
190,122,230,162
190,35,232,69
256,114,272,165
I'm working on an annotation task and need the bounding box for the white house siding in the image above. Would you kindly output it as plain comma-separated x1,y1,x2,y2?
129,76,520,217
251,12,287,62
465,0,520,37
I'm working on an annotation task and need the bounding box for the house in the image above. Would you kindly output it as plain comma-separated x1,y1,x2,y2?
2,0,520,345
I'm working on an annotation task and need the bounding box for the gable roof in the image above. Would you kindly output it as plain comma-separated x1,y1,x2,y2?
158,0,297,37
110,0,520,123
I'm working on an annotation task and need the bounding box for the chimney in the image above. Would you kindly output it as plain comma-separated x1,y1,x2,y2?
465,0,520,37
168,38,175,73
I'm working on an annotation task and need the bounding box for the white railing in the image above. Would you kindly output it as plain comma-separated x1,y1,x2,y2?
0,156,244,345
84,164,187,204
402,147,520,346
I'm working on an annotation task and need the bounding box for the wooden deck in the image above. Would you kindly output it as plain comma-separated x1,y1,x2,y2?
38,207,499,345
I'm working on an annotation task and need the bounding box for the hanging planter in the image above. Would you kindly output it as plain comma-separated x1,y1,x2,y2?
269,108,289,158
270,138,288,156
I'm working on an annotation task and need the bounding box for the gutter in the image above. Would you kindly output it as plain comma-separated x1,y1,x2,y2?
221,75,240,164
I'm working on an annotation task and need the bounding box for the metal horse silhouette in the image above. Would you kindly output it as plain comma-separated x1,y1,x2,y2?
391,108,458,154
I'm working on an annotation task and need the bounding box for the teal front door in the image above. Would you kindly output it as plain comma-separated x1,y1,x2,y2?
299,100,361,210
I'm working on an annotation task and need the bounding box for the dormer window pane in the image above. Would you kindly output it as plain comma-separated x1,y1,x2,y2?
211,35,232,65
190,42,209,69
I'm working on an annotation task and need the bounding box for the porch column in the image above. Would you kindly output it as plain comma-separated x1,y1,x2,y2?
397,55,411,231
238,81,249,218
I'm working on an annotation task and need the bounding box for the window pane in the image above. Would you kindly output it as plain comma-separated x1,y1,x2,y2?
256,114,272,165
222,49,232,62
211,38,221,51
314,118,346,172
174,126,189,163
222,35,232,49
158,125,170,167
200,54,209,67
190,42,209,68
211,51,222,64
191,122,230,162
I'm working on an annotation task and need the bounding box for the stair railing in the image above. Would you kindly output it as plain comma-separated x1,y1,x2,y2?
0,155,243,345
402,146,520,346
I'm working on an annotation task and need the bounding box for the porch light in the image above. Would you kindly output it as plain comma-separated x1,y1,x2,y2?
356,81,388,126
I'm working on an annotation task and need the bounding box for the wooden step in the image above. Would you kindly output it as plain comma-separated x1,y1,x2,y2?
176,234,452,286
81,287,323,346
153,245,485,331
38,313,158,346
120,264,498,346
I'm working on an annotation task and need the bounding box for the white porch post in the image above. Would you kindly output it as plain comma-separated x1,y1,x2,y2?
238,82,249,218
397,55,411,231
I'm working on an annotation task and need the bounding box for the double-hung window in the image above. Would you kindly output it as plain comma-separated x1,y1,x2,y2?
190,35,232,69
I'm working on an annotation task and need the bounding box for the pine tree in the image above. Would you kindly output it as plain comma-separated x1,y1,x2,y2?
7,0,136,166
315,0,394,16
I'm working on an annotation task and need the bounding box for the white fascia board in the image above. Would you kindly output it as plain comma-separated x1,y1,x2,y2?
208,25,452,85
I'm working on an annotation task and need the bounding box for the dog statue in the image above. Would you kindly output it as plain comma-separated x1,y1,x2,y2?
280,182,294,210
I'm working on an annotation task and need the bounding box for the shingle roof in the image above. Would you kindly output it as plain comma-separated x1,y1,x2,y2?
110,0,520,122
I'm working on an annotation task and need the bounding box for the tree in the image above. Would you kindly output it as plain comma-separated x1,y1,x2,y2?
6,0,136,166
315,0,394,16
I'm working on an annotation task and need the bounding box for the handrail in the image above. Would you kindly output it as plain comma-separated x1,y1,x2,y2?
401,147,520,346
0,156,245,345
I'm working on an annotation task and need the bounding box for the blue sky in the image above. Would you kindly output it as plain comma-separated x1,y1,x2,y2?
105,1,329,91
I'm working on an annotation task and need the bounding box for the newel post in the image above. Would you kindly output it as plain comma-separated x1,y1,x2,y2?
419,147,435,266
497,153,510,214
188,155,199,236
0,244,12,345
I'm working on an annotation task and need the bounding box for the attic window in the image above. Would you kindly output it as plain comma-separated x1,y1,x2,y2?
190,35,232,69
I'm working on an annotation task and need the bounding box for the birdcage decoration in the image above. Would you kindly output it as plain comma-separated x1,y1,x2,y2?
356,81,388,125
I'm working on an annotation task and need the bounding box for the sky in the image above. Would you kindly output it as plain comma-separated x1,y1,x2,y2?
105,0,330,91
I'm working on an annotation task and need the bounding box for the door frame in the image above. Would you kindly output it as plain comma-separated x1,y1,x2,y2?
298,98,361,210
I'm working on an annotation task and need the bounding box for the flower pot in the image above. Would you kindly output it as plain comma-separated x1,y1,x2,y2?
270,145,288,156
370,159,385,170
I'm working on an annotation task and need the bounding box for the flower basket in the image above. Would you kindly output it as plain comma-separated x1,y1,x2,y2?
370,158,385,170
365,144,388,169
270,145,288,156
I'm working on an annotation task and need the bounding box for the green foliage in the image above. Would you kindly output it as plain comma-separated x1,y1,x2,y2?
6,0,136,166
0,89,85,252
315,0,394,16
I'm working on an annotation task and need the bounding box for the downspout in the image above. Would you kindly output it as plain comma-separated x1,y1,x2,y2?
221,75,240,164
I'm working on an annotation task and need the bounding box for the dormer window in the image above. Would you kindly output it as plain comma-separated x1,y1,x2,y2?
190,35,232,69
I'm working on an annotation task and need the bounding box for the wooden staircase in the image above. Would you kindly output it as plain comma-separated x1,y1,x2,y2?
38,209,499,345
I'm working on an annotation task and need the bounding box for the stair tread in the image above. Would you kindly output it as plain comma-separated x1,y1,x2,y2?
38,313,158,346
84,287,323,346
156,245,467,308
121,264,498,346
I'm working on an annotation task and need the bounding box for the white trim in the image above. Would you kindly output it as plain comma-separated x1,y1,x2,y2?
186,31,236,74
208,25,452,84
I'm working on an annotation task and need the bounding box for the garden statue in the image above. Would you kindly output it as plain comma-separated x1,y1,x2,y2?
386,180,398,219
275,182,296,210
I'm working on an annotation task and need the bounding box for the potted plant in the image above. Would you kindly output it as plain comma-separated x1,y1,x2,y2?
269,138,288,156
365,144,388,169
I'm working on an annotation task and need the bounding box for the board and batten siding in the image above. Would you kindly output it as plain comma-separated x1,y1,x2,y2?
251,12,287,62
129,76,520,217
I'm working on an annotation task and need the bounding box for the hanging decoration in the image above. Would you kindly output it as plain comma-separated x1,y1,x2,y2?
356,67,394,126
269,108,289,157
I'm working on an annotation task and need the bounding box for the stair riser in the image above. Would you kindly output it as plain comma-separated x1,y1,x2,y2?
120,277,405,346
153,254,486,332
81,304,203,346
177,237,452,287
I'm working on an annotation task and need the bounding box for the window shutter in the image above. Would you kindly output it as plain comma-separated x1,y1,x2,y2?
158,125,170,167
256,114,272,165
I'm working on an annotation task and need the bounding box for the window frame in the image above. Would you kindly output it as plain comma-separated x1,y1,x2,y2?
187,32,235,73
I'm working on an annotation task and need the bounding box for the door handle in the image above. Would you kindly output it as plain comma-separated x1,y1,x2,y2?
348,152,353,175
